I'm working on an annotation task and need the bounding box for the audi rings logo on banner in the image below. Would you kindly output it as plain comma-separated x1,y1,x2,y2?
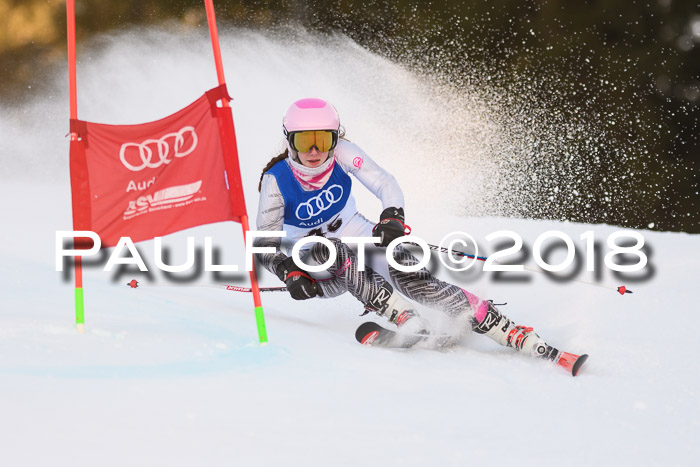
119,126,198,172
295,184,344,220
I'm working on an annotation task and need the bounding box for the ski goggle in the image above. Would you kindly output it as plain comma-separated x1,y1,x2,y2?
287,130,338,153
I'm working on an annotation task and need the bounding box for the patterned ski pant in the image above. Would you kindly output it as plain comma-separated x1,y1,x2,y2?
307,238,475,319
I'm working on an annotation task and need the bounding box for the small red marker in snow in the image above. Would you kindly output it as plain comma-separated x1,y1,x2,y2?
617,286,632,295
128,279,139,288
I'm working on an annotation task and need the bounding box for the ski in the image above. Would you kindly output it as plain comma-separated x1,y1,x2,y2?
538,342,589,376
554,351,589,377
355,322,589,376
354,321,457,349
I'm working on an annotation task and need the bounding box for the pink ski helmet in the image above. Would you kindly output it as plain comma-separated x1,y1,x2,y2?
283,98,340,133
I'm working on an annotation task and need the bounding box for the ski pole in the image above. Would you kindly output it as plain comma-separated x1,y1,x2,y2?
126,279,288,293
127,241,634,296
421,243,633,295
424,243,489,262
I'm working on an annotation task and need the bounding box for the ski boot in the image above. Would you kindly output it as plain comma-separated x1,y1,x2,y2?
363,283,430,347
472,300,588,376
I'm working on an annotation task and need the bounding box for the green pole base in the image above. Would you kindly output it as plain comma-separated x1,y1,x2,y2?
75,287,85,333
254,306,268,343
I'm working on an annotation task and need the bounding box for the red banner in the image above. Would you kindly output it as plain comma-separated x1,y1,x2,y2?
69,85,247,247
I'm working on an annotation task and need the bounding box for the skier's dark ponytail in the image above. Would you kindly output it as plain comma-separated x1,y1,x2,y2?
258,150,288,192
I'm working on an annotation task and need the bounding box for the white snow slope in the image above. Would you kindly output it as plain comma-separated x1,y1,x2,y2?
1,28,698,466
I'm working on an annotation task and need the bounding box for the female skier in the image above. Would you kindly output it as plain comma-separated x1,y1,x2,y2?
254,98,586,374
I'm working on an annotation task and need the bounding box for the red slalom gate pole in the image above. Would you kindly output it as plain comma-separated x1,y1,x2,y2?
205,0,229,106
66,0,85,333
204,0,268,343
67,0,77,120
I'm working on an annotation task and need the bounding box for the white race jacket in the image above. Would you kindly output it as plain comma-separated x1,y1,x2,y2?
254,139,404,275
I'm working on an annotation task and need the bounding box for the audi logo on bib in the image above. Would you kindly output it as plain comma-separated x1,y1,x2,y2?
295,184,344,221
119,126,198,171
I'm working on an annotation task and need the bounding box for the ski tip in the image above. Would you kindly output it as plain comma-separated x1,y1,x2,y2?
360,330,380,345
556,351,589,376
355,322,382,344
571,354,589,377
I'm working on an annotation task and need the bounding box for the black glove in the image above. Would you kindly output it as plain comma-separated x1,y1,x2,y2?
372,207,410,247
275,256,324,300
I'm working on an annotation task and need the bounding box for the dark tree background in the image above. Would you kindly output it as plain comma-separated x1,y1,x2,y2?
2,0,697,231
